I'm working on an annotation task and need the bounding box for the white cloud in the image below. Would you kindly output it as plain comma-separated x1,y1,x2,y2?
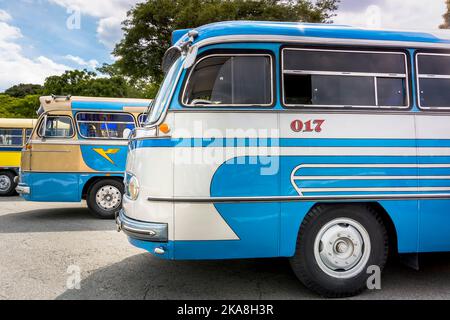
0,12,70,91
48,0,141,49
335,0,447,31
64,54,99,69
0,9,12,22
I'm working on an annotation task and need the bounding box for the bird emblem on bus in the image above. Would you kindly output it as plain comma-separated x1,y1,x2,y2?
93,148,120,165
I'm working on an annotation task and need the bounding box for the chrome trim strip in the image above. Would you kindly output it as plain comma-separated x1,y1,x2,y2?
15,185,30,195
29,139,129,146
116,209,168,242
148,194,450,203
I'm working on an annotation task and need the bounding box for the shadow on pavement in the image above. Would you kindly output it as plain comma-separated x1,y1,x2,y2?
57,254,317,300
0,207,114,233
56,252,450,300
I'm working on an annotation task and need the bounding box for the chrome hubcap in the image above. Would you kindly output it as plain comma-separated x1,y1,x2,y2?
314,218,371,279
95,185,122,211
0,175,11,192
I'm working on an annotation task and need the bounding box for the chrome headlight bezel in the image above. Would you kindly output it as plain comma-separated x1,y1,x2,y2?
125,172,140,200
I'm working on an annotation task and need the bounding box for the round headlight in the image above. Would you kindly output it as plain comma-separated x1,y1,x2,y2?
128,175,140,200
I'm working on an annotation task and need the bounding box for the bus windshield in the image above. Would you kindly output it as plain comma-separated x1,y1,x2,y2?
146,57,183,126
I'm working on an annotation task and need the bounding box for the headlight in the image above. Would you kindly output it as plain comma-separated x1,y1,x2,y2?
125,173,140,200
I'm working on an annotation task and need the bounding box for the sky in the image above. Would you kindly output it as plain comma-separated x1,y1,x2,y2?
0,0,448,91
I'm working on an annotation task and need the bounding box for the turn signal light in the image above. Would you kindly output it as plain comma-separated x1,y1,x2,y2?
159,123,171,134
25,144,32,150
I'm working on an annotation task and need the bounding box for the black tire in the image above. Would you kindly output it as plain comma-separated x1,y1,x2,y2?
290,204,388,298
0,171,17,196
86,179,124,219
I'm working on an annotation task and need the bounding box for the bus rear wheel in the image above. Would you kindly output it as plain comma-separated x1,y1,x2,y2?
289,204,388,298
87,179,123,219
0,171,17,196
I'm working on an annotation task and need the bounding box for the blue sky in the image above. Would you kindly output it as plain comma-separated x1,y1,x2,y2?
0,0,448,91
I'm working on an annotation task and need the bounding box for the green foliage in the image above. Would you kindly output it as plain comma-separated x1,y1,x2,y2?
42,69,131,98
112,0,339,82
440,0,450,29
4,84,43,98
0,94,40,118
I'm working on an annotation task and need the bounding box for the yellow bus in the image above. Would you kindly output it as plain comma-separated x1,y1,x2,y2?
0,118,36,196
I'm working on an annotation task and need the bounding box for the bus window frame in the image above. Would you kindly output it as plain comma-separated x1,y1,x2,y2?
280,46,411,110
0,128,25,147
415,51,450,111
180,51,276,109
36,114,75,139
75,111,137,140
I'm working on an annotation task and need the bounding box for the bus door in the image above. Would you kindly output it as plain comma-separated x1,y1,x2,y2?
29,114,81,201
415,53,450,252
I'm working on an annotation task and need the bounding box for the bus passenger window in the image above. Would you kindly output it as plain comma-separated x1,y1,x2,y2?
76,113,135,139
0,128,23,146
183,54,272,106
282,49,409,108
417,53,450,109
41,116,73,138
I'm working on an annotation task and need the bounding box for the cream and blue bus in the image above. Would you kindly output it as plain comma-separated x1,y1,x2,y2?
16,96,151,218
0,118,36,196
117,21,450,297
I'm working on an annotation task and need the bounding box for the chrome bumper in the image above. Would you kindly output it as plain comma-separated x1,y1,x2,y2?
15,184,30,195
116,209,168,242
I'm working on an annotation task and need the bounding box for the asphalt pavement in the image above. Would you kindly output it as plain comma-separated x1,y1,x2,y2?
0,196,449,300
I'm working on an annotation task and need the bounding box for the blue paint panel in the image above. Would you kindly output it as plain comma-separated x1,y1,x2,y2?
80,145,128,172
174,21,450,47
21,172,124,202
22,172,79,202
419,200,450,252
131,137,450,149
72,100,150,111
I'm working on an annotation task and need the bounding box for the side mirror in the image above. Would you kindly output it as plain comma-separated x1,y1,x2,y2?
39,115,48,138
123,128,132,139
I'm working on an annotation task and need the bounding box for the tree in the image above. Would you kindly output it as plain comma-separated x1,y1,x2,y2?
4,84,43,98
42,69,131,98
0,95,40,118
440,0,450,29
112,0,339,83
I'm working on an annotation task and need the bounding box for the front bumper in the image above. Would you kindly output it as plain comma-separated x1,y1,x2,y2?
15,184,30,195
116,209,168,242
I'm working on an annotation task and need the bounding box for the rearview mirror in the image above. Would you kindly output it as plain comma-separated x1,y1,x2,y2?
162,46,182,74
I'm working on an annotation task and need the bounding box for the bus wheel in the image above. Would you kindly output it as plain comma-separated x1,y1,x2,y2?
0,171,16,196
290,204,388,298
87,179,123,219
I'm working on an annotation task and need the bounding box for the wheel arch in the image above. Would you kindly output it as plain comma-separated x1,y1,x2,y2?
300,202,398,257
81,175,124,200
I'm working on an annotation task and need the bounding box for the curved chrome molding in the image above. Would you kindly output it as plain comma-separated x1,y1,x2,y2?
116,209,168,242
148,194,450,203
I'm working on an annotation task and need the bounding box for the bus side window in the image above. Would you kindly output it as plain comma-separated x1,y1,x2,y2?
40,116,74,138
76,112,136,139
282,49,409,108
0,128,24,146
417,53,450,109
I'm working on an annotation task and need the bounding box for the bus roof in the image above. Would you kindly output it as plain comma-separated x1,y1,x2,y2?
174,21,450,49
0,118,36,128
39,96,152,114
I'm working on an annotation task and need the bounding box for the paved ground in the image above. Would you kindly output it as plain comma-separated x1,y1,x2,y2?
0,196,449,300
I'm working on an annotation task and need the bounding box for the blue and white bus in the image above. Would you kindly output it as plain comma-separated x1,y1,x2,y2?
117,21,450,297
17,96,151,219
